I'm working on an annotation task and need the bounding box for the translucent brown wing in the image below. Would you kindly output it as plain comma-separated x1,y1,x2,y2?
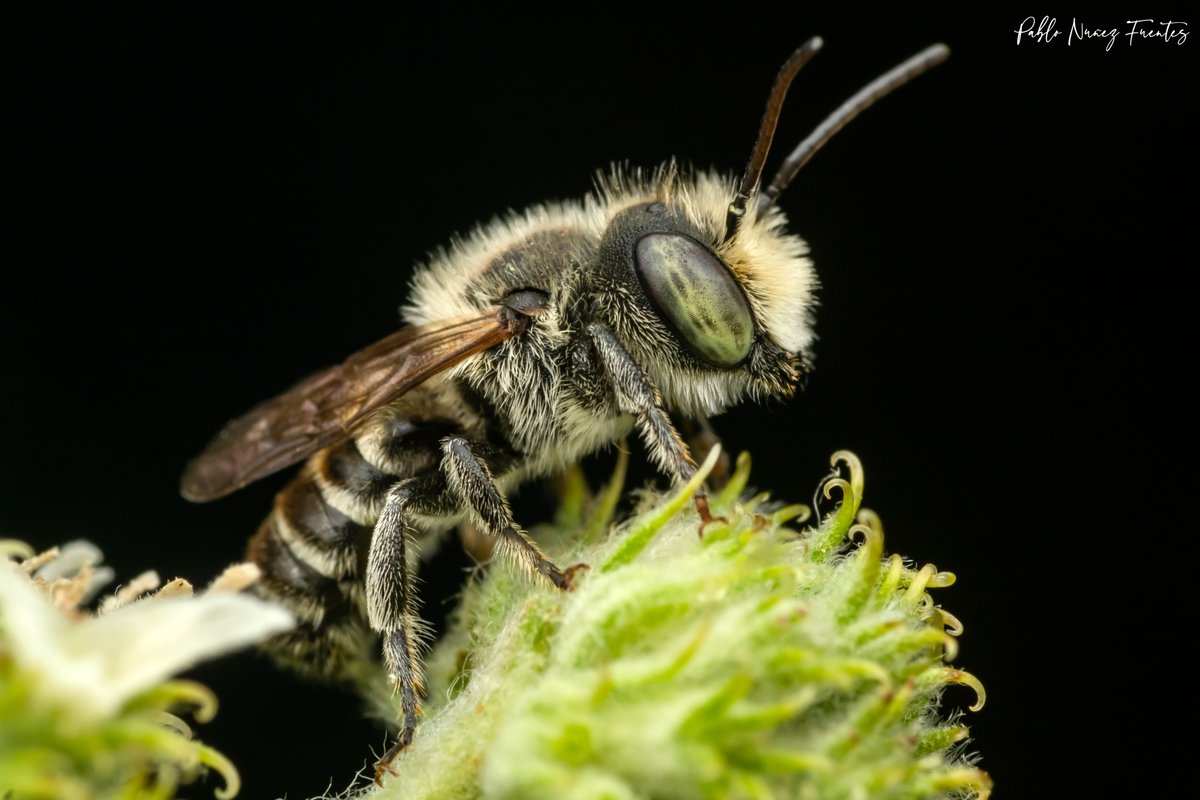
181,310,522,502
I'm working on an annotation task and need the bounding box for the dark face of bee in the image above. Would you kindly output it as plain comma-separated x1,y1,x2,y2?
601,202,755,369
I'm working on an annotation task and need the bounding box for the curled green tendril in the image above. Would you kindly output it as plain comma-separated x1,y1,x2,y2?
921,667,987,711
108,719,201,769
823,478,851,502
856,507,884,541
143,763,181,800
197,743,241,800
831,450,864,502
939,608,964,636
919,768,993,799
886,624,958,664
846,523,871,545
772,504,810,525
140,710,193,740
929,571,956,588
939,630,959,663
810,451,865,562
903,564,937,607
126,680,219,723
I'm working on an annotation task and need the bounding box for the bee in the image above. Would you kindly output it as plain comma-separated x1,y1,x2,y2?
181,38,948,777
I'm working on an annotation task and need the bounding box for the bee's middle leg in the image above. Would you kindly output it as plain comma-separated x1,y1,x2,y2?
440,437,570,590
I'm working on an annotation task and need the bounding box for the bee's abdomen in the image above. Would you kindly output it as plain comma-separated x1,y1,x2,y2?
247,413,461,680
276,473,374,580
247,437,402,678
247,510,372,678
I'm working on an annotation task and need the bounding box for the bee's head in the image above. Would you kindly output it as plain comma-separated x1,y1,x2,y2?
591,168,812,417
590,39,948,417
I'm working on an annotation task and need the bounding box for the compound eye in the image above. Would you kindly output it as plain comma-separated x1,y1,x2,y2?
635,233,753,368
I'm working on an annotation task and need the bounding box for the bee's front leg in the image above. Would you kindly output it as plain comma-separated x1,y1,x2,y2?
585,323,726,531
366,473,449,782
440,437,571,590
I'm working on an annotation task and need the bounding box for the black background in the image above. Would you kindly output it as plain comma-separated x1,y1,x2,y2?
5,4,1189,798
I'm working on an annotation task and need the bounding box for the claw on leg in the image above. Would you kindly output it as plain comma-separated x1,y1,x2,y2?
373,669,422,784
694,490,728,538
548,561,589,592
373,659,421,784
444,437,571,593
374,725,412,785
561,562,590,591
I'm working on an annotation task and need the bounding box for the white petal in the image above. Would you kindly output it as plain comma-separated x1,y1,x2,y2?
0,563,72,666
62,593,295,719
1,566,294,724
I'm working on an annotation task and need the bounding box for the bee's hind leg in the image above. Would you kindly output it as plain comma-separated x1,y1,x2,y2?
440,437,573,590
366,473,452,783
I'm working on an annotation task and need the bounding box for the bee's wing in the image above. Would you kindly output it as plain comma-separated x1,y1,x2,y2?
181,310,518,502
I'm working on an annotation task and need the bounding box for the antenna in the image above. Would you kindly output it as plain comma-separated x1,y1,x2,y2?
758,43,950,211
723,37,823,244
